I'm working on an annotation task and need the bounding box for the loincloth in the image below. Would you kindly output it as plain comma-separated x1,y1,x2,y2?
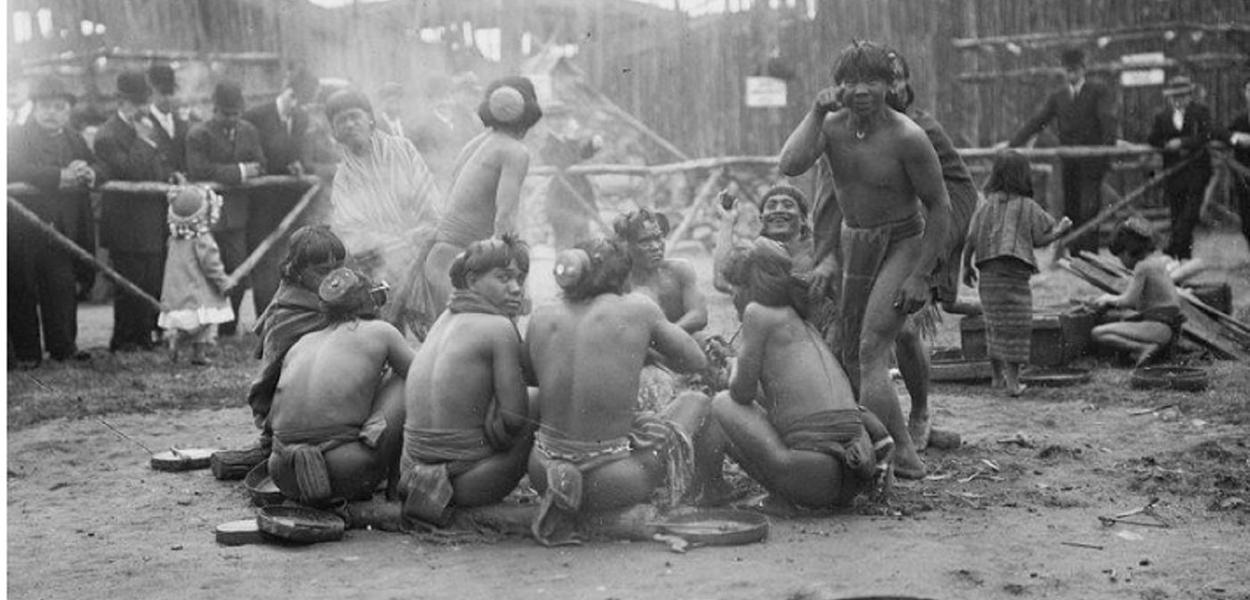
270,424,362,505
838,213,926,387
1133,305,1185,344
530,413,694,546
398,427,498,528
774,409,877,493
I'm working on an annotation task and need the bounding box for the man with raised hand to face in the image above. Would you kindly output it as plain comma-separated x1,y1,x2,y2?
400,235,535,528
779,40,951,479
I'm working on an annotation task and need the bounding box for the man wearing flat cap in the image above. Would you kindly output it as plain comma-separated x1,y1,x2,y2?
243,67,321,317
187,80,267,335
1147,75,1213,261
94,69,178,352
7,75,99,368
1009,48,1119,256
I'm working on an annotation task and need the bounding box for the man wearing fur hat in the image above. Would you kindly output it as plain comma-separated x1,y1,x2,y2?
1147,75,1213,261
424,76,543,316
95,70,178,352
243,67,321,316
187,81,267,336
7,75,99,368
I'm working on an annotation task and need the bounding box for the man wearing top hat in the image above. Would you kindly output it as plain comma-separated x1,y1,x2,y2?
187,81,267,336
94,70,179,352
7,75,99,368
243,67,320,317
1147,75,1213,261
1009,48,1119,255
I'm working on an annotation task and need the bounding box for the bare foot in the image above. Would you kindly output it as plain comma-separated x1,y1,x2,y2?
1009,383,1028,398
908,411,931,452
738,493,799,519
893,447,926,480
1135,344,1162,368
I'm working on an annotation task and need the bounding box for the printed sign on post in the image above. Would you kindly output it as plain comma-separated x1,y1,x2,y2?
1120,69,1165,88
745,76,787,108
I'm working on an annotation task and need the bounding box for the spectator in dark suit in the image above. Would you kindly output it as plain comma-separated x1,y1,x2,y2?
242,68,320,317
1221,76,1250,252
1009,48,1118,255
7,76,99,368
146,63,189,174
94,70,177,352
1148,75,1213,260
187,81,267,335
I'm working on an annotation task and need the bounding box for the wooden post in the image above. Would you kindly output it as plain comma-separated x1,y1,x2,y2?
8,196,164,311
223,181,323,288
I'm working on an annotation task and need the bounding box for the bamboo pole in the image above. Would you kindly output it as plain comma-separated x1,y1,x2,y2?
7,196,164,311
1054,155,1198,250
222,181,323,288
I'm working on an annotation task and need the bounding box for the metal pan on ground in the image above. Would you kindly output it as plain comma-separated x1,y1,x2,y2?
654,509,769,546
1019,367,1092,387
244,462,286,506
150,448,216,472
257,506,346,544
1130,366,1209,392
214,519,267,546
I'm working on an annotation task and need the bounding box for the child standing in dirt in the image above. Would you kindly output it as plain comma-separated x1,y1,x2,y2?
158,186,235,365
1091,218,1184,366
962,150,1072,396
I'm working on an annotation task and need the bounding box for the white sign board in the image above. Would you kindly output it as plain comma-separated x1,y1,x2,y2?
745,77,787,108
1120,68,1166,88
1121,52,1165,67
529,74,555,108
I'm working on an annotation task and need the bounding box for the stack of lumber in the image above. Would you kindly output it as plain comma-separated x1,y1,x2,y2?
1061,252,1250,362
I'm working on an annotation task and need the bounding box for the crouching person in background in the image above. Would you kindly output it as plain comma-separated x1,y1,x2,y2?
400,235,536,528
267,268,412,505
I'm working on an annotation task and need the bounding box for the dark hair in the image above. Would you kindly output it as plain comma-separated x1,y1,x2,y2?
477,76,543,135
722,239,810,318
448,233,531,290
613,209,670,244
557,238,632,302
883,47,914,112
318,267,379,321
984,150,1034,198
280,225,347,284
1109,218,1155,260
832,40,896,85
1061,48,1086,69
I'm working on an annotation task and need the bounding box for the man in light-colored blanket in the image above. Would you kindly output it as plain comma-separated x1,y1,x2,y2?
267,268,412,505
400,235,535,528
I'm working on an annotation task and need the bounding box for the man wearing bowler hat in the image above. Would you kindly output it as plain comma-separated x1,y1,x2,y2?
95,70,178,352
146,63,189,175
7,75,99,368
186,81,267,336
1009,48,1119,256
1147,75,1213,261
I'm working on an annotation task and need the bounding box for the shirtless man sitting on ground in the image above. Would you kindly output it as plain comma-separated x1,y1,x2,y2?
525,238,711,545
615,209,708,334
400,235,535,527
267,268,413,505
779,40,951,479
706,239,891,510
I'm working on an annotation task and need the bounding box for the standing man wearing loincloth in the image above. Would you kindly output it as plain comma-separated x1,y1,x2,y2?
779,41,951,479
400,235,536,528
267,268,412,505
424,77,542,316
708,239,892,510
524,239,712,545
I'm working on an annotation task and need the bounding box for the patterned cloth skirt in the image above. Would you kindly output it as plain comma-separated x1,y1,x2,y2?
977,257,1034,364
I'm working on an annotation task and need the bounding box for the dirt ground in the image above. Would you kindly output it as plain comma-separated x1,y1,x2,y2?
7,231,1250,600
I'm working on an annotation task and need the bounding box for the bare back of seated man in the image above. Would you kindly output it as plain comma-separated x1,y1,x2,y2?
524,239,711,545
614,209,708,334
268,268,413,505
706,240,891,510
779,40,951,479
400,235,536,527
425,77,542,314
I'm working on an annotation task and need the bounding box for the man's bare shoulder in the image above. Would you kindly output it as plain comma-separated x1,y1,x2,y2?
620,292,668,317
660,257,698,280
742,302,788,325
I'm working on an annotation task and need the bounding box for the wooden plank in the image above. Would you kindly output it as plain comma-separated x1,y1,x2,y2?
952,21,1250,50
